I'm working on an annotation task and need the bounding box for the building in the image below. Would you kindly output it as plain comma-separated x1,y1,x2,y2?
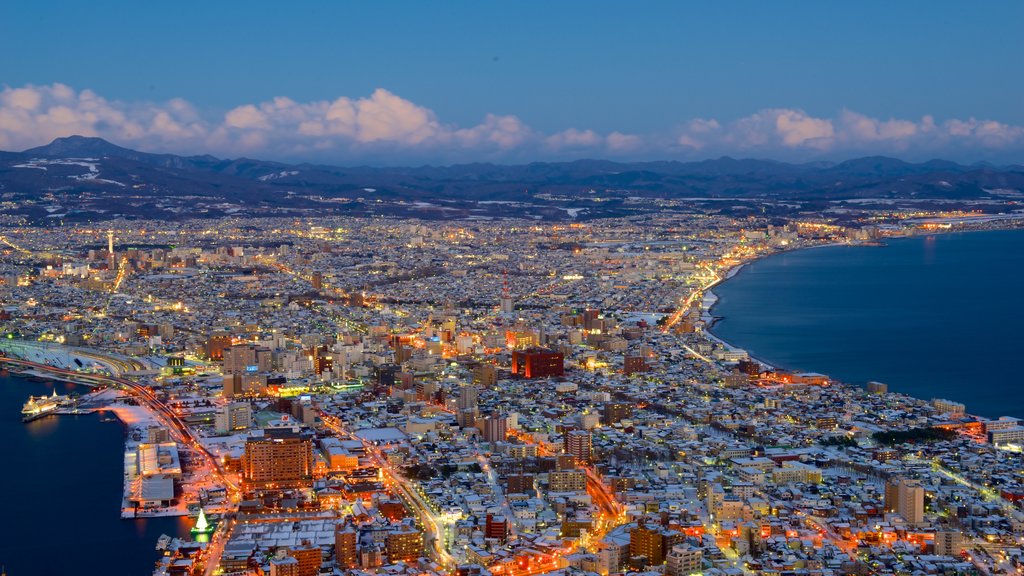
866,381,889,394
386,524,423,563
931,398,966,416
624,355,647,375
269,554,300,576
485,514,509,541
223,343,272,375
934,529,966,556
507,474,535,494
206,331,232,361
602,402,633,425
482,413,507,443
215,402,252,434
287,542,322,576
549,469,587,493
985,417,1024,445
885,477,925,525
241,426,315,492
565,429,593,461
629,522,665,566
472,364,497,387
458,385,479,412
666,544,703,576
511,348,564,379
335,526,358,568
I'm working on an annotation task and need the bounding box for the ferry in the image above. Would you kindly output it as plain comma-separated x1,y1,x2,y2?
21,389,69,422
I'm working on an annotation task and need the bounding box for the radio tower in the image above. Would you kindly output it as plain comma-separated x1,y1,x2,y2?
500,269,514,314
106,230,116,269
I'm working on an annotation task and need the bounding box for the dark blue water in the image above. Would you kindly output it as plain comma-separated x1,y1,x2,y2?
0,375,191,576
710,230,1024,419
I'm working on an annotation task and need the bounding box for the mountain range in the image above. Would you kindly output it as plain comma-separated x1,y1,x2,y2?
2,136,1022,223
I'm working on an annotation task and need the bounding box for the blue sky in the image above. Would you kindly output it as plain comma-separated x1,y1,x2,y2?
2,1,1022,164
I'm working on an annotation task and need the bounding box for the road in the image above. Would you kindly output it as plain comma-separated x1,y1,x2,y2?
318,413,455,569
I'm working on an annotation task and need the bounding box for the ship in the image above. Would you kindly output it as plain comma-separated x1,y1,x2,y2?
21,389,69,422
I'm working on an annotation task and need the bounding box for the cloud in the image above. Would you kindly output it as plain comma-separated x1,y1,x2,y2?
2,83,1024,162
674,107,1024,160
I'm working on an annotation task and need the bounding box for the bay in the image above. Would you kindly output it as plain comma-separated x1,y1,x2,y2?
710,229,1024,420
0,374,191,576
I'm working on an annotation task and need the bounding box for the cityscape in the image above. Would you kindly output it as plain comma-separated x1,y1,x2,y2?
0,206,1022,576
2,2,1024,576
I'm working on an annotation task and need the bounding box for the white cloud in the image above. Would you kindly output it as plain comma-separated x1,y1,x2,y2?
2,83,1024,162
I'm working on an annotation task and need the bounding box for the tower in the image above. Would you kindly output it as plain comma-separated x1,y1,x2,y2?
107,229,116,269
500,269,514,314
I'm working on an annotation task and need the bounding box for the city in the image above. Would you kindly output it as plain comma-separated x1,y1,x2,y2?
0,208,1022,576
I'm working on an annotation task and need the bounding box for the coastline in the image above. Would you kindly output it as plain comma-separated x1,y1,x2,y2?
700,226,1024,419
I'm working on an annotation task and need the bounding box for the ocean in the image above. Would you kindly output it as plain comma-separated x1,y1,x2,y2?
0,375,191,576
709,229,1024,420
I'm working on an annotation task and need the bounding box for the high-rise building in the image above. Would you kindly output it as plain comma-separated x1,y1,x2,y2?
335,526,358,568
215,402,253,433
565,429,593,461
287,542,322,576
223,343,272,375
482,413,507,443
602,402,633,425
386,524,423,563
206,331,233,361
241,426,315,492
511,348,564,379
472,364,497,387
311,271,323,291
885,477,925,525
457,385,479,412
629,522,665,566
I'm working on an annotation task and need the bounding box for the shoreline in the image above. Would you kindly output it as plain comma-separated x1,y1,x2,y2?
700,226,1024,418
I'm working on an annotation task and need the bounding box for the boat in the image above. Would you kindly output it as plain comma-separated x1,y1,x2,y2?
22,389,69,422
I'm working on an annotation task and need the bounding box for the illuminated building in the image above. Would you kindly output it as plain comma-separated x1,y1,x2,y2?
215,402,253,433
548,469,587,493
602,402,632,425
287,542,322,576
511,348,564,379
623,355,647,375
666,544,703,576
241,426,314,492
386,525,423,563
223,343,272,375
565,429,592,461
629,522,665,566
934,530,966,556
206,331,232,361
335,526,358,568
472,364,497,387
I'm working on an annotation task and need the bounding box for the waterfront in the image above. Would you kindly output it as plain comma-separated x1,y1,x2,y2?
0,374,190,576
710,229,1024,419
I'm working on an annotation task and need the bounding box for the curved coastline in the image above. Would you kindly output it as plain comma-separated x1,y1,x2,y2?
702,228,1024,419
